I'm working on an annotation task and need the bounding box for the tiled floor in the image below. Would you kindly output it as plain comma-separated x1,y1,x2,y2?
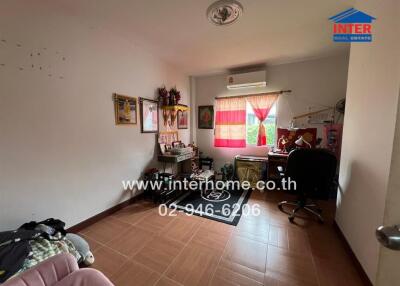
80,191,365,286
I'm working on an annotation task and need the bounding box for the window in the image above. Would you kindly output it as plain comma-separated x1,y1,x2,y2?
246,101,276,146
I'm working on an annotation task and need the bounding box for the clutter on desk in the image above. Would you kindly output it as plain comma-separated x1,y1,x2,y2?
276,128,317,153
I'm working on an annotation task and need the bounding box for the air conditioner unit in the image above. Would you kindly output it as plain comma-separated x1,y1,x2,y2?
226,70,266,89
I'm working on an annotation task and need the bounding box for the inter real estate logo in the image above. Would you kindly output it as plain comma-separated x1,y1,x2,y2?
329,8,376,42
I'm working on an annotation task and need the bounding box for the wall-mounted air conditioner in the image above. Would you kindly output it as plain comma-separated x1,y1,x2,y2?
226,70,266,89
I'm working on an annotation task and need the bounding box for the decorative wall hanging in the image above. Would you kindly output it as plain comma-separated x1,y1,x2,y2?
140,97,159,133
198,105,214,129
158,86,169,107
169,86,181,105
157,85,188,127
113,94,137,125
177,107,189,129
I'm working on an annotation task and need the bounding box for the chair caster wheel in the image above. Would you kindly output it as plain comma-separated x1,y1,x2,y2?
278,204,284,211
288,216,295,223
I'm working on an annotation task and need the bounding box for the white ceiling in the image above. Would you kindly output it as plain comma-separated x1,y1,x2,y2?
54,0,354,75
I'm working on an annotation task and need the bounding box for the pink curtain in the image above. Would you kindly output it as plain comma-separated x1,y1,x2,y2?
247,94,278,146
214,97,246,147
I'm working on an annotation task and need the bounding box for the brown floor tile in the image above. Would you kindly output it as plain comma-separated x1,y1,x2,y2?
162,216,201,243
209,276,237,286
79,232,103,251
132,235,185,273
199,218,234,234
234,216,270,244
166,241,220,286
217,258,265,284
211,262,264,286
314,257,365,286
223,235,268,274
287,228,312,255
155,277,183,286
307,226,355,267
134,211,177,234
268,226,311,256
190,224,231,254
111,260,160,286
264,270,312,286
107,225,155,257
266,245,318,286
268,225,289,249
112,202,155,225
91,246,128,278
80,193,365,286
82,216,131,244
175,211,206,223
240,209,271,225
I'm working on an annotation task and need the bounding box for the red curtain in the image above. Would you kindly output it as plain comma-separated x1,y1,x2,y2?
247,94,278,146
214,97,246,148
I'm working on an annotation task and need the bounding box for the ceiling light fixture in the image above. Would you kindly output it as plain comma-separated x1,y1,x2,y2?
207,0,244,26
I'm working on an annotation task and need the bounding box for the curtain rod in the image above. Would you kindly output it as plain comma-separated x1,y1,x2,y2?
215,89,292,100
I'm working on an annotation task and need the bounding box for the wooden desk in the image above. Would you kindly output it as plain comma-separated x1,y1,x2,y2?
158,153,193,163
158,152,194,176
267,152,289,180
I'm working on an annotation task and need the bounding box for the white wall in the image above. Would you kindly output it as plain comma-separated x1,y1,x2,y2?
376,89,400,286
336,0,400,283
194,54,349,169
0,1,189,230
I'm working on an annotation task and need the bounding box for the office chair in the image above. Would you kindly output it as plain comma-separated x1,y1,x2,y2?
278,148,337,223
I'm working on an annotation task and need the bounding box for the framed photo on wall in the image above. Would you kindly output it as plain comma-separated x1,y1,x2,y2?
177,107,188,129
139,97,159,133
158,131,178,145
198,105,214,129
113,93,137,125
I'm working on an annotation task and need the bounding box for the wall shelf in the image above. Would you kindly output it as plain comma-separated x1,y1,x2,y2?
160,105,189,127
160,105,190,111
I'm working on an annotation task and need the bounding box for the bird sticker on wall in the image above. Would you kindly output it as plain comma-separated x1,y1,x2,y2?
0,37,68,80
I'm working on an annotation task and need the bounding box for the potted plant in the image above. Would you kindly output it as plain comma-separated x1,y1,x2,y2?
169,86,181,105
158,85,169,106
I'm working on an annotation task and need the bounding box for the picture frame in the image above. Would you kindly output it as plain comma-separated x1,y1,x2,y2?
139,97,159,133
177,107,188,129
113,93,137,125
159,143,166,155
158,131,179,145
165,144,172,153
198,105,214,129
172,141,185,148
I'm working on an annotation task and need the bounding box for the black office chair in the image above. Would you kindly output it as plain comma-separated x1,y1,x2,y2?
278,148,337,223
